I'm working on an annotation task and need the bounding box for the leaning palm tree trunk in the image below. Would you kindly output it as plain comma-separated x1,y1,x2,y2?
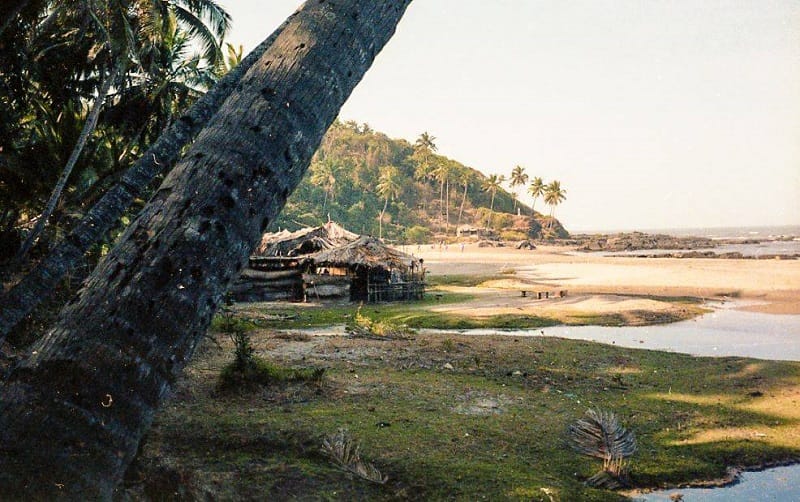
16,65,121,260
0,20,289,340
0,1,412,498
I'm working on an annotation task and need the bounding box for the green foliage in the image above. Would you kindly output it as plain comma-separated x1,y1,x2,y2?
273,121,557,239
404,225,432,244
1,1,230,261
218,354,325,392
210,313,257,333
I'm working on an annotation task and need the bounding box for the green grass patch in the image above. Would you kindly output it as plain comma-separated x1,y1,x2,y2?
218,356,325,391
210,313,258,333
426,274,503,287
248,290,473,330
130,331,800,500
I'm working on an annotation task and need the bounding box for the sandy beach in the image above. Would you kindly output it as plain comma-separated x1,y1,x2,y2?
408,243,800,319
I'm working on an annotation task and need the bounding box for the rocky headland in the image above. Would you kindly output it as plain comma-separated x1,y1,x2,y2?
572,232,716,252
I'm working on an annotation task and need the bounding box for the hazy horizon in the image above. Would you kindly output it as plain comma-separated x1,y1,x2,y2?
218,1,800,231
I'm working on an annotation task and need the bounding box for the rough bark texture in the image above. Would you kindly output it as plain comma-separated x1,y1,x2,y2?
0,0,412,498
0,17,291,340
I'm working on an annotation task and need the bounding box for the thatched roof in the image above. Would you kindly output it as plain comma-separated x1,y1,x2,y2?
311,236,421,271
255,221,358,257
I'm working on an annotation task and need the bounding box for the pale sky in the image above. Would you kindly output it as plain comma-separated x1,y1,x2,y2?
218,1,800,231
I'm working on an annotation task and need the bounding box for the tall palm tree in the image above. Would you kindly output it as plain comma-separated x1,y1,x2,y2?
509,165,528,213
456,165,471,230
528,176,545,216
432,159,456,233
0,0,412,496
310,158,341,214
544,180,567,234
376,165,403,239
481,174,505,230
411,132,437,212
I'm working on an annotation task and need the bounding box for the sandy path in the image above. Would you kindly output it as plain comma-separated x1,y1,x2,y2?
410,243,800,315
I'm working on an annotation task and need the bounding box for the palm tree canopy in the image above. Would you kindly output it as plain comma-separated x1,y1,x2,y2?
414,131,437,153
310,159,341,194
376,165,403,201
544,180,567,206
510,165,528,187
528,176,545,198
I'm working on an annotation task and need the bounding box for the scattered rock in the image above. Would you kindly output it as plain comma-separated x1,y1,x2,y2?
443,363,454,371
574,232,715,252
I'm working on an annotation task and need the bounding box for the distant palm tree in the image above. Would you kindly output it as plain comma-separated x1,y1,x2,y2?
528,177,545,216
433,159,458,234
414,131,437,153
544,180,567,234
481,174,505,230
509,165,528,213
455,165,471,230
412,132,437,211
376,166,403,239
310,159,341,213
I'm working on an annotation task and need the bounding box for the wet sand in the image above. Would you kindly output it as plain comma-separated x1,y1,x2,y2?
410,243,800,315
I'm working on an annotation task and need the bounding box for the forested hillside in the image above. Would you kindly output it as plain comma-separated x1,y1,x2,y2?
273,120,568,241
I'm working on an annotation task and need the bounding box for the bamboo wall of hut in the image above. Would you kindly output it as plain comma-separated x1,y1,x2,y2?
231,223,425,303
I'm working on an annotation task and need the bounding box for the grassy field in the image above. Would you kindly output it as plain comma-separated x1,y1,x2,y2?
219,288,707,333
125,314,800,501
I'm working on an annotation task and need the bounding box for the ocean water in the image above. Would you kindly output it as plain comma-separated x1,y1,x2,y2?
582,225,800,240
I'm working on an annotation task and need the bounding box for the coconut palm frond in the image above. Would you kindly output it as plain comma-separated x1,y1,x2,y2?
321,429,388,484
569,408,637,461
568,408,637,487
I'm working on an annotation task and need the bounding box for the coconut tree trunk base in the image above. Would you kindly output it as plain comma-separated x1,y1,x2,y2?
0,0,412,497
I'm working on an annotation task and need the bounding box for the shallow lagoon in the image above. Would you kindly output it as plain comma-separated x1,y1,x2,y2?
420,302,800,361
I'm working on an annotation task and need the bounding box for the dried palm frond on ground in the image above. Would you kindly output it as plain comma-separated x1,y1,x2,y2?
344,305,412,340
568,408,637,488
321,429,388,484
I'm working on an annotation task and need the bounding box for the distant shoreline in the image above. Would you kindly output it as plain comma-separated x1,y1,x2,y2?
413,241,800,315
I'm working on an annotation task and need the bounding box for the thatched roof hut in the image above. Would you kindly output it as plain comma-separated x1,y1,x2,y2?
245,223,424,303
255,221,358,257
311,236,420,272
309,236,424,302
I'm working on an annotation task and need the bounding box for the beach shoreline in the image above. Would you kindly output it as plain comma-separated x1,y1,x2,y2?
410,242,800,316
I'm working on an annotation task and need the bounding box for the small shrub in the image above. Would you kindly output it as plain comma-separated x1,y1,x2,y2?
218,356,325,391
500,230,527,241
440,338,456,352
404,225,432,244
217,322,324,392
210,312,257,333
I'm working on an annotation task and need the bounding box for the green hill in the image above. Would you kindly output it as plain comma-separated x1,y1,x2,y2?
273,120,568,241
